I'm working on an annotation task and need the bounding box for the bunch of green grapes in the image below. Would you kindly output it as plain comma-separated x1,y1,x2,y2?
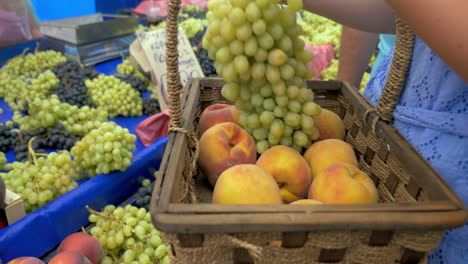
85,75,143,118
299,11,342,56
0,150,78,213
203,0,322,153
184,4,205,12
0,49,66,79
3,70,60,111
71,122,136,179
87,204,170,264
13,95,109,136
117,59,149,85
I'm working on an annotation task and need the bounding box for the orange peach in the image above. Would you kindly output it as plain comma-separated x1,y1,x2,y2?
313,108,345,141
57,232,103,264
256,146,311,203
198,122,257,186
49,251,92,264
309,163,378,204
7,257,44,264
304,139,358,179
289,199,322,205
198,104,240,136
212,164,283,204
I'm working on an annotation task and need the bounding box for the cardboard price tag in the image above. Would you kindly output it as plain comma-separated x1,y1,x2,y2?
137,28,204,111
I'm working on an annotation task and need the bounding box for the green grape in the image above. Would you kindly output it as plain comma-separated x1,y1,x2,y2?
268,49,287,66
239,72,251,84
270,119,285,137
255,0,269,8
263,98,276,111
221,83,240,101
266,65,281,84
251,94,264,107
256,140,270,154
251,63,266,80
222,63,237,82
221,21,236,41
232,0,249,8
215,4,232,19
247,113,261,128
272,81,287,96
245,2,261,22
293,130,309,147
259,111,275,125
234,55,250,74
216,46,233,63
235,99,254,111
253,127,268,140
280,136,293,146
267,23,284,41
287,100,302,113
236,23,253,41
260,85,273,97
229,7,246,25
287,85,300,99
262,3,280,22
284,112,301,128
211,35,226,48
258,33,274,50
302,101,321,116
278,35,293,54
275,95,288,107
255,48,268,62
230,40,244,55
279,6,296,26
268,133,281,145
301,114,315,130
244,37,258,57
280,64,295,80
252,20,267,36
273,105,287,117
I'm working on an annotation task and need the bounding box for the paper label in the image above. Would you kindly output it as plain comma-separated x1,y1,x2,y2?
137,28,204,111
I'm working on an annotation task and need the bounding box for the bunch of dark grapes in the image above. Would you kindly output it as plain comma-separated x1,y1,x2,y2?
13,124,80,162
50,60,98,107
118,74,147,94
142,98,161,116
134,181,154,210
195,48,217,77
0,124,19,152
189,27,206,48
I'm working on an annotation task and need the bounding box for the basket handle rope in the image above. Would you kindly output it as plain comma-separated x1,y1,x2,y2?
374,16,415,122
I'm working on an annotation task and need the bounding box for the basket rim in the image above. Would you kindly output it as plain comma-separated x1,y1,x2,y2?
150,78,468,234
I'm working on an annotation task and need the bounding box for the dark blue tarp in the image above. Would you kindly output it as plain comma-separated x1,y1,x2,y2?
0,58,168,262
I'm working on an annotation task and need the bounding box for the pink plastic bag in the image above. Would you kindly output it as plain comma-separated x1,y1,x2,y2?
305,44,335,80
135,110,171,147
0,9,31,47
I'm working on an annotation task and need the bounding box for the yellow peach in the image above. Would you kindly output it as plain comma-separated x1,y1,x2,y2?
256,146,311,203
304,139,358,179
309,163,378,204
212,164,283,205
289,199,323,205
198,122,256,186
198,104,240,136
313,108,345,141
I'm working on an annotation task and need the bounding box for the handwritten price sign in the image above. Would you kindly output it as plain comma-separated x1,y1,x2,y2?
137,28,204,110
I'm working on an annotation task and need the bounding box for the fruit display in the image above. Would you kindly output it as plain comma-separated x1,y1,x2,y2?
299,11,342,56
86,204,170,264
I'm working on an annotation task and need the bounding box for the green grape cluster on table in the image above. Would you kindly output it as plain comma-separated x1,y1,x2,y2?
87,204,170,264
71,122,137,179
13,95,109,136
203,0,322,153
0,151,6,171
117,59,159,100
0,150,78,213
85,75,143,118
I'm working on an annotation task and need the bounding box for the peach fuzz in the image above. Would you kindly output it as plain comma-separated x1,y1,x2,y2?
256,146,311,203
309,163,378,204
313,108,345,141
198,104,240,136
289,199,323,205
212,164,283,205
57,232,103,264
49,251,92,264
198,122,256,186
7,257,44,264
304,139,358,179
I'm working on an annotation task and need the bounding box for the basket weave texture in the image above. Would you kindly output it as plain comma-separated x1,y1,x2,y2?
150,1,468,263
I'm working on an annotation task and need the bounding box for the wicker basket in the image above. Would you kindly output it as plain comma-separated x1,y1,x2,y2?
150,1,468,263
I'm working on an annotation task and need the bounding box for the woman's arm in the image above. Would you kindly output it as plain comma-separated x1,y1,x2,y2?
337,27,379,88
386,0,468,82
302,0,396,34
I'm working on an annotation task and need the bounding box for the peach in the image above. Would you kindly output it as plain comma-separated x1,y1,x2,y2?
198,122,257,186
309,163,378,204
256,146,311,203
212,164,283,205
304,139,358,179
57,232,103,264
49,251,92,264
289,199,322,205
7,257,44,264
198,104,240,136
313,108,345,141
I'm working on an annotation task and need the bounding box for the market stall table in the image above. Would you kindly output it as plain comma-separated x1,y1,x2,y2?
0,58,168,262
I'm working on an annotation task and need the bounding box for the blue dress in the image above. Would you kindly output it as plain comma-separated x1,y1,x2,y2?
364,36,468,264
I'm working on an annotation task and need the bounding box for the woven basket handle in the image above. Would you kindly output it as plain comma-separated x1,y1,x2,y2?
375,17,415,121
166,0,183,128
